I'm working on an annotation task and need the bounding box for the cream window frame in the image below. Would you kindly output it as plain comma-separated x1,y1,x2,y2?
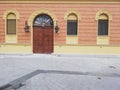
64,10,80,44
3,9,19,43
67,14,78,44
95,9,112,45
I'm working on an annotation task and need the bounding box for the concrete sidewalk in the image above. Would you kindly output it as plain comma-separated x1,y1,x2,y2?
0,54,120,90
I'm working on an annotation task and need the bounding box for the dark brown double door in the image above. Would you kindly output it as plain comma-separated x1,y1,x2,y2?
33,26,53,53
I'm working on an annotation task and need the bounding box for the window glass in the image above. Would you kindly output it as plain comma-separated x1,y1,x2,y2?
7,19,16,34
33,14,53,27
67,13,78,35
98,20,108,35
67,20,77,35
7,13,16,34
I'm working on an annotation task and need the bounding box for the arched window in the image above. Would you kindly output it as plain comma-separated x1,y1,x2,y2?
67,14,78,35
96,9,112,45
7,13,16,34
98,14,109,36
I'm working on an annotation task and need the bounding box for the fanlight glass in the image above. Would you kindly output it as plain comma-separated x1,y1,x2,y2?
33,14,53,27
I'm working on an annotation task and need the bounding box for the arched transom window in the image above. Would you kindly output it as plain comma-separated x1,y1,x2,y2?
33,14,53,27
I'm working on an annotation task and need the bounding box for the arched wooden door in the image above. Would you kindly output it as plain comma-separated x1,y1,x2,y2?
33,14,54,53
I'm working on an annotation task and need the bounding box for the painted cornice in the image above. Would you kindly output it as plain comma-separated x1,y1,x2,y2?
0,0,120,4
0,0,120,1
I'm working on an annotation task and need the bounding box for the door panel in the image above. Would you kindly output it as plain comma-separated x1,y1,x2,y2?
33,26,53,53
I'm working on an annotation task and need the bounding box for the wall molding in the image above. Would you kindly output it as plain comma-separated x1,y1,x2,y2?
0,1,120,4
95,9,112,20
3,9,20,19
28,9,57,26
64,9,81,20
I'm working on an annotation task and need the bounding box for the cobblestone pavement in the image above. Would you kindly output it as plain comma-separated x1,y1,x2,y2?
0,54,120,90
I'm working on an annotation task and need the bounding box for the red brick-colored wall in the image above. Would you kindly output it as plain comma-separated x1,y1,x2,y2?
0,3,120,45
